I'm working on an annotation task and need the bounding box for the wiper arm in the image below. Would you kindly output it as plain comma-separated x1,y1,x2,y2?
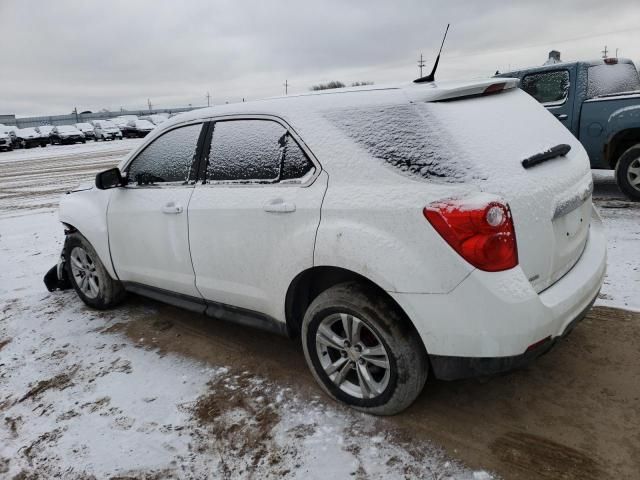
521,144,571,169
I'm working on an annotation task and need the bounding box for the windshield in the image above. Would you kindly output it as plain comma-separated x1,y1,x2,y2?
587,63,640,98
99,121,117,128
136,120,154,128
76,123,92,129
18,128,38,135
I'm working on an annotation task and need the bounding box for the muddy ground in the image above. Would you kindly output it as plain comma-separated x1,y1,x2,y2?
1,142,639,479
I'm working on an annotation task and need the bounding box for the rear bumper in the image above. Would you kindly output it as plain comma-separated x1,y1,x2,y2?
390,206,606,378
429,287,597,380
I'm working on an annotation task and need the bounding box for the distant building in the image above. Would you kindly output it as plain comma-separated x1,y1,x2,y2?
544,50,562,65
0,114,17,126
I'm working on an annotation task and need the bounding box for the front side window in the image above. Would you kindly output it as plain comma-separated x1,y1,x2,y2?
521,70,570,105
127,123,202,185
206,119,314,183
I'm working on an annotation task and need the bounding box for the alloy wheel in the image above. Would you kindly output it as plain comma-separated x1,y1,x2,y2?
315,313,391,399
70,246,100,299
627,157,640,192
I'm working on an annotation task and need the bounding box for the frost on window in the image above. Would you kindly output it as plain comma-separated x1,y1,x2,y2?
281,135,314,181
128,124,202,184
208,120,285,182
587,63,640,98
521,70,570,105
325,104,476,183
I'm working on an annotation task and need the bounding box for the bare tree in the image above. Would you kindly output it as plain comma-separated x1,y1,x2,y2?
310,81,346,91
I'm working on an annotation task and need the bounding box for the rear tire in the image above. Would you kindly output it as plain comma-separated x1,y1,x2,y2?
65,232,126,309
301,282,428,415
615,144,640,201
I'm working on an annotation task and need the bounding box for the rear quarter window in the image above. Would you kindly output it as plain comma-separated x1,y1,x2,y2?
324,103,479,183
521,70,570,105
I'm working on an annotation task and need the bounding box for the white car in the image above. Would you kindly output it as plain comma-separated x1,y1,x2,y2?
44,79,606,415
74,122,96,140
91,120,123,141
0,126,13,151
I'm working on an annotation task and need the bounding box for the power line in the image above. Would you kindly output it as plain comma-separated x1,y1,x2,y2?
418,53,426,77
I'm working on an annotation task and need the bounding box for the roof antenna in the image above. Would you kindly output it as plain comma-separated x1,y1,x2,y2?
414,24,450,83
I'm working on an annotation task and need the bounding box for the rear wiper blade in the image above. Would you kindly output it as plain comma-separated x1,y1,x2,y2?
521,144,571,169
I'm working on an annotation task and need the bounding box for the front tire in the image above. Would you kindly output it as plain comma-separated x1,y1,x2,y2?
301,282,428,415
66,233,126,309
615,144,640,201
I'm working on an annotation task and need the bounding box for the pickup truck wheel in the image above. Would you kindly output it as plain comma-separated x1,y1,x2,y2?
301,282,428,415
65,233,126,309
615,145,640,201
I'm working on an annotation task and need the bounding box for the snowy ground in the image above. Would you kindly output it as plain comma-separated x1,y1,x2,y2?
1,144,639,479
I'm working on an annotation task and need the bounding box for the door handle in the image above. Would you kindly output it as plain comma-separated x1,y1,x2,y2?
263,198,296,213
555,114,568,120
161,201,183,214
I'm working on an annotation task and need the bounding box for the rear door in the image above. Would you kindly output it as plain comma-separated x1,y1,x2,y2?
188,117,327,321
108,121,205,296
521,66,578,135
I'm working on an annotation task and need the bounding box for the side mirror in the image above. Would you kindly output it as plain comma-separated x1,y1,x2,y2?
95,167,124,190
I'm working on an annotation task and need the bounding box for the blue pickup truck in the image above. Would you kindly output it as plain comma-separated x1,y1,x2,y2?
497,58,640,200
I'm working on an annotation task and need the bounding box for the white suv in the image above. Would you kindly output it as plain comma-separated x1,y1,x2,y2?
91,120,123,141
45,79,606,414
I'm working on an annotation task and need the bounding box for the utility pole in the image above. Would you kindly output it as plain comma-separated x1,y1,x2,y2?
147,98,152,112
206,91,211,107
418,53,426,77
283,79,289,95
73,107,78,123
616,48,619,58
601,45,608,58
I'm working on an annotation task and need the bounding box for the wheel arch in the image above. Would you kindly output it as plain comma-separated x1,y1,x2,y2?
285,266,426,354
605,128,640,169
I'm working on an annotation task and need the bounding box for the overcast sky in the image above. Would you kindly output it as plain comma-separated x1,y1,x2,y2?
2,0,640,117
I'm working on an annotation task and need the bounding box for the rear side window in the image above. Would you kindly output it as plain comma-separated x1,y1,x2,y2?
521,70,570,105
325,103,478,183
127,123,202,184
207,119,314,183
587,63,640,98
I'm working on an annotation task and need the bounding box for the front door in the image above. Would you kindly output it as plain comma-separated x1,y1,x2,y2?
188,118,327,322
108,122,205,297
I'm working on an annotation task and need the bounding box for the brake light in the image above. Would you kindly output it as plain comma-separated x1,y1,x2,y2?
423,197,518,272
483,82,506,95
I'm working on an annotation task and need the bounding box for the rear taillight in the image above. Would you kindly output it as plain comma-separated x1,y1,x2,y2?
482,82,506,95
423,197,518,272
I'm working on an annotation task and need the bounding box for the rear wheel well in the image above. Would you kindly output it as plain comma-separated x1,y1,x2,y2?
606,128,640,169
285,267,422,348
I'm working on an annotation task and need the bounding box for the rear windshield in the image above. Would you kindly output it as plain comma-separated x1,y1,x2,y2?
587,63,640,98
325,103,479,183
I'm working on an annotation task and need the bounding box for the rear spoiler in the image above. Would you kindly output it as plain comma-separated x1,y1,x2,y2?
424,78,520,102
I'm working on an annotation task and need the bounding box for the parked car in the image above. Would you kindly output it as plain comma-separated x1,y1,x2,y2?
50,125,86,145
140,114,168,126
0,127,13,151
92,120,123,141
16,127,48,148
4,126,19,143
36,125,55,143
74,123,96,140
496,57,640,200
44,79,606,415
126,119,155,137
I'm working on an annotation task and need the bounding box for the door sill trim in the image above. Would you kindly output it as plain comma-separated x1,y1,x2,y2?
122,282,288,336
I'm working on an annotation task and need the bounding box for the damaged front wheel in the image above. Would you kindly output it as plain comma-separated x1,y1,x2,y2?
65,232,126,309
